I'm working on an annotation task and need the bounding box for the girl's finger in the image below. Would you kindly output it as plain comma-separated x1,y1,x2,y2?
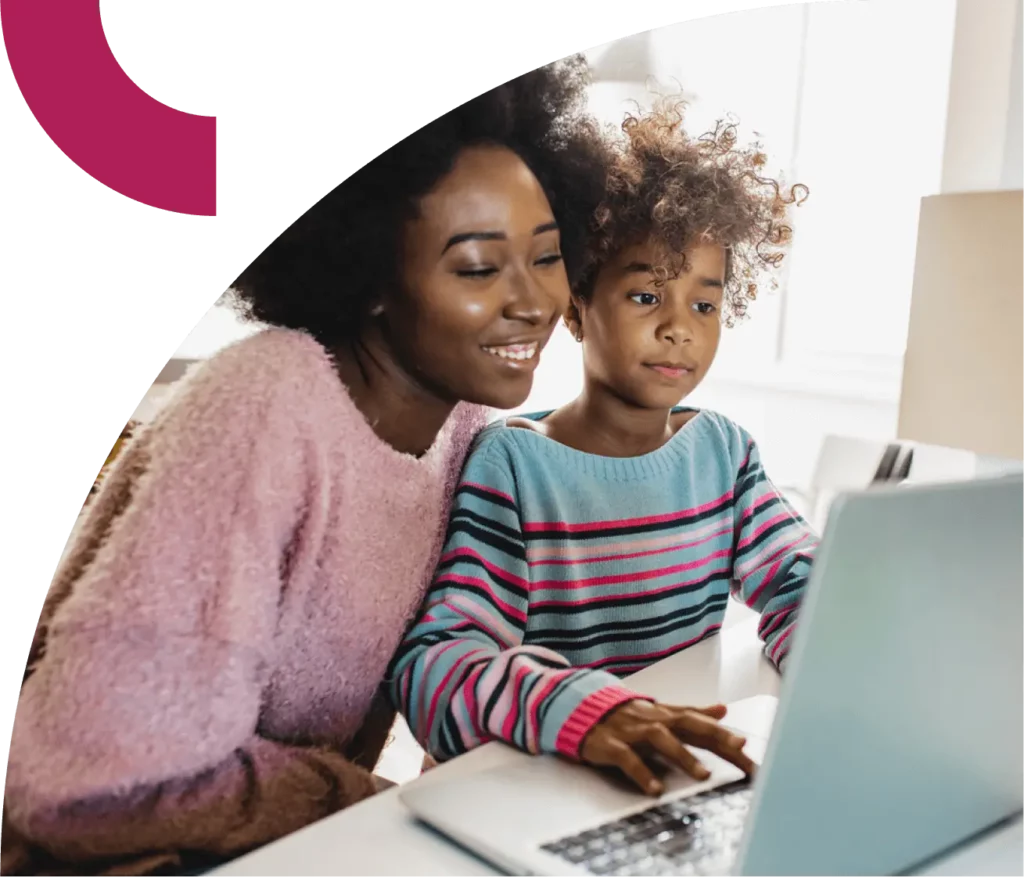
641,723,710,781
706,741,758,777
688,704,728,720
671,710,747,751
594,737,663,797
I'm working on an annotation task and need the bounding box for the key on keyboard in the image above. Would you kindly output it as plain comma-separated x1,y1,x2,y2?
539,779,752,876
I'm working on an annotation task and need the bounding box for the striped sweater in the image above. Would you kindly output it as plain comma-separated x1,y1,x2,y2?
386,408,817,764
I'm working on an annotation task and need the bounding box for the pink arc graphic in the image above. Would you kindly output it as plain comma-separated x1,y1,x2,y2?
2,0,216,216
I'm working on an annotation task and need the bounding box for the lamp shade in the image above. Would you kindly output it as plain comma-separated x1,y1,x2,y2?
897,190,1023,459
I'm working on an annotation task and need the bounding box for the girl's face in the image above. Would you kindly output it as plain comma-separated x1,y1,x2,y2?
378,144,570,410
575,241,726,410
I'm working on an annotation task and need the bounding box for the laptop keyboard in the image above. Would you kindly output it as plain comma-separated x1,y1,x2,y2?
539,779,752,876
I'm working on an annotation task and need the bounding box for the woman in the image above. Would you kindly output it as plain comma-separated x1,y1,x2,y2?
2,57,608,876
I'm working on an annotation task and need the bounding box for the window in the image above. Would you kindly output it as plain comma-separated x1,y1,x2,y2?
513,0,957,416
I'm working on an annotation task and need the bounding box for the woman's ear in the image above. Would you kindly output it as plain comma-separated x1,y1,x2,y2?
564,297,585,342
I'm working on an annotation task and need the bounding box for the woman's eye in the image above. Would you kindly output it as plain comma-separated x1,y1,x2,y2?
535,253,563,268
455,267,499,279
628,291,660,306
694,301,718,315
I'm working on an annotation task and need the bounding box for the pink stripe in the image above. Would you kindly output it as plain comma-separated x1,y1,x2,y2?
528,524,733,568
461,481,515,504
769,624,795,661
500,665,530,740
463,664,485,736
555,686,645,759
747,557,785,607
527,518,729,562
523,488,734,534
531,564,731,609
439,547,529,589
447,594,520,647
735,497,784,546
524,671,566,749
533,549,731,590
436,573,527,624
423,643,482,734
737,510,790,550
737,534,804,583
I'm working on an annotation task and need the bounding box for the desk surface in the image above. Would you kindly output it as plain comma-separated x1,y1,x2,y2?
216,613,1022,877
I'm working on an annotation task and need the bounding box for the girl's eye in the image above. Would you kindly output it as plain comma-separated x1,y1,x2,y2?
628,291,660,306
535,253,563,268
693,301,718,315
455,267,499,279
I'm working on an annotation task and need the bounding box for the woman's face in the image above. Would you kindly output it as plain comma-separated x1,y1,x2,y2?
380,144,571,410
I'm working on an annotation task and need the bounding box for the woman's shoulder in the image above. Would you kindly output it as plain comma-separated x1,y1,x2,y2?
160,328,336,421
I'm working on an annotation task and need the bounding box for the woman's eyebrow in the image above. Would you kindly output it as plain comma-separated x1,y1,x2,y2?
442,221,559,254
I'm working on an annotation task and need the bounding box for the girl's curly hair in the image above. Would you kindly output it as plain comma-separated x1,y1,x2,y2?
228,56,610,348
577,99,809,325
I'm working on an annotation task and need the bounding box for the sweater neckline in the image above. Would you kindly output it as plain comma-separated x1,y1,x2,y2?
498,406,708,481
305,331,470,470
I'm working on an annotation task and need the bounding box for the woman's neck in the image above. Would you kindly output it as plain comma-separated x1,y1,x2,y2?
331,331,455,458
549,380,678,458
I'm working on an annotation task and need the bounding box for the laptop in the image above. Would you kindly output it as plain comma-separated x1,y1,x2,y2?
398,473,1024,876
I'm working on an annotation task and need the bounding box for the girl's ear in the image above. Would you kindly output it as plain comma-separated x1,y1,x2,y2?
564,297,585,342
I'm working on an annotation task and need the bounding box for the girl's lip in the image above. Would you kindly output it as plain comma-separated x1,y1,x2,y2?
647,363,695,377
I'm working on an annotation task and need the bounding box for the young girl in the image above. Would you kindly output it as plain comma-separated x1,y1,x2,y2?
388,103,814,797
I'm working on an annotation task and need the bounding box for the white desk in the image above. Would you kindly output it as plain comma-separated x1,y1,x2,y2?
215,615,1022,876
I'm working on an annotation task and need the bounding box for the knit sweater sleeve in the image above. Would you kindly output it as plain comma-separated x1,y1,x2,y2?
4,343,377,867
727,426,817,672
385,446,645,764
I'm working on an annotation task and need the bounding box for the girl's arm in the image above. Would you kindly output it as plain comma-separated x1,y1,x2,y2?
729,433,818,671
5,358,377,867
386,452,645,764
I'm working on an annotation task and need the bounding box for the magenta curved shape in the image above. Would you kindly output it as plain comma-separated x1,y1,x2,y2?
2,0,216,216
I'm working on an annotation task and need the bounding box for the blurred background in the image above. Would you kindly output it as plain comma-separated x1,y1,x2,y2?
122,0,1022,517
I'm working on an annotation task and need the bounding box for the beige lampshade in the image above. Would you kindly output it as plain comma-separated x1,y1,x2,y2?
897,190,1023,460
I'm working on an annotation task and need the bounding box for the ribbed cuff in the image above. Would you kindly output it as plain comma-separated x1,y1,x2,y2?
554,686,650,760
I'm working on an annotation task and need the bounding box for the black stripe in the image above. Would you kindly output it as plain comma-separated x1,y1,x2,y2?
733,509,791,560
481,659,517,726
759,607,794,640
522,495,736,543
456,483,517,511
435,553,529,602
771,575,809,602
446,520,526,562
532,594,730,654
537,668,596,730
528,569,733,617
594,626,721,673
450,508,523,545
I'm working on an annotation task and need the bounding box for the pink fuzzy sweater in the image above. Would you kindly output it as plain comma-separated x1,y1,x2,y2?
3,328,486,873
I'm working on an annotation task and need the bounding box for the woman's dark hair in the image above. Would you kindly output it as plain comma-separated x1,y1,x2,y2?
575,99,809,326
228,56,609,347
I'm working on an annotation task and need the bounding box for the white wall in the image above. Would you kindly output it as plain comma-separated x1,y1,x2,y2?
513,0,957,489
172,298,259,360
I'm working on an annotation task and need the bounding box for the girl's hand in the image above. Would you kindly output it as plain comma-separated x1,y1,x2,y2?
579,700,756,796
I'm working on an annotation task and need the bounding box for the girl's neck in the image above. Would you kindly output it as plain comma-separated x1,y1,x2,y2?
550,381,679,458
331,330,455,458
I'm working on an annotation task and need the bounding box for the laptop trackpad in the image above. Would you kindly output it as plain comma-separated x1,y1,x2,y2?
401,744,755,849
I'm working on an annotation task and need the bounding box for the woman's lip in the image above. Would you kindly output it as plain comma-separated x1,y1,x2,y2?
481,340,541,367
